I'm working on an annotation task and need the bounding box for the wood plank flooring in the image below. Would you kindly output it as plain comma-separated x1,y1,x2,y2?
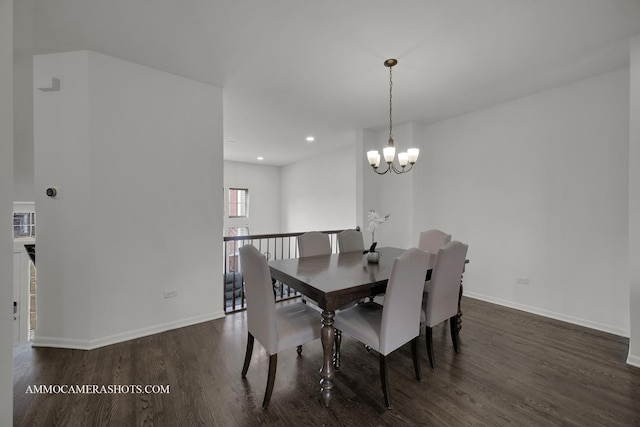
13,297,640,426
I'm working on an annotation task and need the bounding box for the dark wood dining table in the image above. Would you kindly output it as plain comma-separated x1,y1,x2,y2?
268,246,459,407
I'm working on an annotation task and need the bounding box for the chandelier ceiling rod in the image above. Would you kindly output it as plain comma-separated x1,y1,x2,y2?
387,58,395,148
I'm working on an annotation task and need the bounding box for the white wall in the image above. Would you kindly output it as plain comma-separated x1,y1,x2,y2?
33,51,92,347
629,36,640,366
0,0,14,422
33,51,224,349
13,0,35,203
13,59,34,202
223,161,281,234
281,145,357,232
414,68,630,336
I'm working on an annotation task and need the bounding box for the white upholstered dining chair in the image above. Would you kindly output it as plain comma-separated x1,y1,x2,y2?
239,244,321,409
418,229,451,293
297,231,331,257
418,229,452,254
371,229,451,306
421,240,468,369
333,247,431,408
296,231,331,306
337,229,365,253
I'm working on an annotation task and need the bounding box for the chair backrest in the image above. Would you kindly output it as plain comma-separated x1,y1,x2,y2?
418,229,451,254
379,248,431,355
337,229,365,253
298,231,331,257
425,241,469,327
239,244,278,354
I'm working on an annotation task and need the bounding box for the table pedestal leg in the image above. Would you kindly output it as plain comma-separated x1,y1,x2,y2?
457,268,466,333
320,310,336,407
333,330,342,370
457,283,463,333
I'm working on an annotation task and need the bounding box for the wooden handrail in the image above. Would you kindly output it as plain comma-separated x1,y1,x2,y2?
223,228,358,241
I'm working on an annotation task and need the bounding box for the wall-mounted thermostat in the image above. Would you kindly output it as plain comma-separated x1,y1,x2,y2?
46,187,58,198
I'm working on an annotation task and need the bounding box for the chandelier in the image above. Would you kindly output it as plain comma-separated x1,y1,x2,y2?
366,59,419,175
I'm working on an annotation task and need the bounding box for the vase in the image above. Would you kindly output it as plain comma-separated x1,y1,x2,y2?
366,251,380,264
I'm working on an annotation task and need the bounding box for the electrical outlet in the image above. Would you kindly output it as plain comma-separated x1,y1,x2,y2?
516,277,529,285
163,289,178,298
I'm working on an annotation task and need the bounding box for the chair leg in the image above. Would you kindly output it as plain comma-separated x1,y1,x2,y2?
241,333,254,377
333,329,342,370
449,316,459,353
379,354,391,409
411,337,421,381
426,325,435,369
262,354,277,409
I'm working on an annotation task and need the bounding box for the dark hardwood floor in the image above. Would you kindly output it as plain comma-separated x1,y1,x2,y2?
13,297,640,426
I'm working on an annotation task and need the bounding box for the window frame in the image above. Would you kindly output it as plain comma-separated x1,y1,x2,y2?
228,188,249,218
13,211,36,239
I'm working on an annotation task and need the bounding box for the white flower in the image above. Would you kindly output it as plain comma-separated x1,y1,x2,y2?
366,210,390,232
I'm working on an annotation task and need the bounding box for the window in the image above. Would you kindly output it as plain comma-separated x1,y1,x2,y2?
13,212,36,239
228,188,249,218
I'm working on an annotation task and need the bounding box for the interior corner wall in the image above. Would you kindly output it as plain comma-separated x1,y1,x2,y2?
355,129,368,231
629,36,640,367
359,128,378,230
415,68,630,336
33,51,224,349
0,0,14,422
223,161,282,234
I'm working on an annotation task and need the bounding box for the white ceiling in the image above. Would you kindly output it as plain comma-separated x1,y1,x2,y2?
14,0,640,166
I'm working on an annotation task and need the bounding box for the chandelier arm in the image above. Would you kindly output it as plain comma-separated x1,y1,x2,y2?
388,161,415,174
371,164,391,175
390,163,406,174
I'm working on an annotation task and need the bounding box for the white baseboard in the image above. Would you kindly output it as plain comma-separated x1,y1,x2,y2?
463,291,630,338
31,336,94,350
626,353,640,368
31,310,226,350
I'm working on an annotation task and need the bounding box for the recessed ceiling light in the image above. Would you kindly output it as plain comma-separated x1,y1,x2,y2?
306,136,315,142
257,156,264,161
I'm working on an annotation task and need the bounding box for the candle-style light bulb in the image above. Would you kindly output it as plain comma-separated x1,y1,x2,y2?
398,152,409,167
407,148,419,164
383,146,395,163
367,150,379,166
